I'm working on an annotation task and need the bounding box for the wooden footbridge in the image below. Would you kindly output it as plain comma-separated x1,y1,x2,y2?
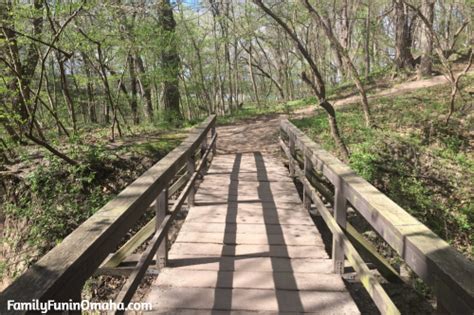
1,115,473,314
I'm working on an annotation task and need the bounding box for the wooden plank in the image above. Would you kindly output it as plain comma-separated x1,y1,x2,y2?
156,269,348,291
179,222,320,235
167,256,334,273
0,115,216,311
101,216,156,269
168,243,328,259
281,119,474,314
169,172,190,196
174,231,323,246
145,287,359,314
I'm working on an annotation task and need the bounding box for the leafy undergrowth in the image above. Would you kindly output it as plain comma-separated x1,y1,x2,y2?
291,74,474,259
0,128,185,285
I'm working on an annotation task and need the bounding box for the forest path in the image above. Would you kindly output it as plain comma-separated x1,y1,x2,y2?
216,115,282,155
216,70,473,156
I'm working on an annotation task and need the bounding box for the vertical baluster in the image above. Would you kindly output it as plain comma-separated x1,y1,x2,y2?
211,126,217,155
289,134,296,176
200,133,208,176
332,186,347,274
187,155,195,207
303,153,312,210
155,187,168,268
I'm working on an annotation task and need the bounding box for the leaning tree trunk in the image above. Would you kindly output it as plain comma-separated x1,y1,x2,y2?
253,0,350,161
300,0,372,127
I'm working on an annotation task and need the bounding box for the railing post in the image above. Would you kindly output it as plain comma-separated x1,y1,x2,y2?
288,134,296,177
211,125,217,155
155,187,168,269
187,155,195,207
332,186,347,274
200,133,208,176
303,153,312,210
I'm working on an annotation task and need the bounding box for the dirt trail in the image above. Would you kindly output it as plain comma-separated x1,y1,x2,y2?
217,71,472,154
294,70,473,117
216,114,284,155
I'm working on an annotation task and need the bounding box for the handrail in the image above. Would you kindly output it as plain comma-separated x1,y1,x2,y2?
0,115,217,313
280,119,474,315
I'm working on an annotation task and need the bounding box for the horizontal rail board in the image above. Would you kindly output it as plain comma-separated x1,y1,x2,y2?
280,119,474,314
0,115,216,311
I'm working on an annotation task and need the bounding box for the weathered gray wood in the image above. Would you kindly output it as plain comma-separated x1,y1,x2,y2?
297,171,400,315
281,138,402,283
288,133,296,176
0,115,216,313
156,187,168,268
169,172,190,196
280,119,474,314
145,151,359,314
101,216,156,269
114,133,218,310
332,188,347,274
187,156,195,207
211,126,216,155
146,287,358,314
303,154,312,211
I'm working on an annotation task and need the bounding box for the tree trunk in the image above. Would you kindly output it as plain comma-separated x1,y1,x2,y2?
82,55,97,123
135,55,154,121
365,2,371,79
158,0,181,122
247,45,261,107
128,54,139,124
57,55,77,133
420,0,435,77
394,0,415,70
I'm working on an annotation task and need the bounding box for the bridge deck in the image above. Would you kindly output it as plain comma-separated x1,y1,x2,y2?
145,152,360,314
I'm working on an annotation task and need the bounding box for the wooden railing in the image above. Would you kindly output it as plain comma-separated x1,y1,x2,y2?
0,115,217,314
279,119,474,315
